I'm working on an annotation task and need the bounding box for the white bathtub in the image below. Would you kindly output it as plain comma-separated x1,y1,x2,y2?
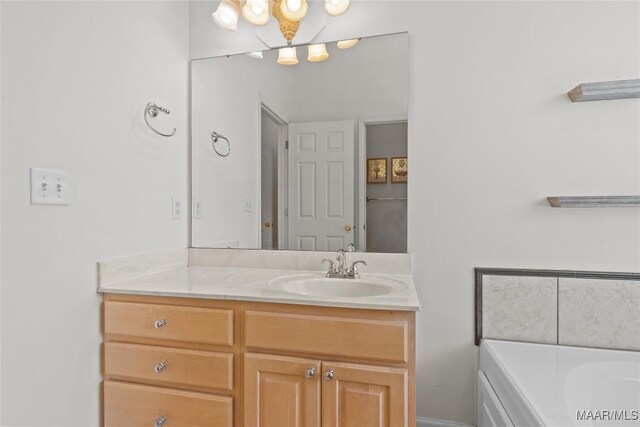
479,340,640,427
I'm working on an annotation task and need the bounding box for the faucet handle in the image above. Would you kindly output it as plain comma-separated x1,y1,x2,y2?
348,260,367,278
347,243,356,252
322,258,338,273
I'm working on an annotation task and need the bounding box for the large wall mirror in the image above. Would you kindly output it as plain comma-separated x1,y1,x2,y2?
191,32,409,253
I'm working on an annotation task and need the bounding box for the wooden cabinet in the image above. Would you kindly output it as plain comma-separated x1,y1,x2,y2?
104,381,233,427
244,354,407,427
322,362,407,427
244,353,321,427
102,295,415,427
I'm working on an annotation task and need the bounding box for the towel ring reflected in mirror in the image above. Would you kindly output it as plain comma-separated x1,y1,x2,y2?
211,131,231,157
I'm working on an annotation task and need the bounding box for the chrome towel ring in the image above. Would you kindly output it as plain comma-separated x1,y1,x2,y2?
144,102,176,137
211,131,231,157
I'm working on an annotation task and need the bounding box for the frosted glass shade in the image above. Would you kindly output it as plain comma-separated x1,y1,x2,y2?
212,0,240,31
277,47,299,65
307,43,329,62
325,0,350,16
242,0,269,26
337,39,359,49
280,0,308,21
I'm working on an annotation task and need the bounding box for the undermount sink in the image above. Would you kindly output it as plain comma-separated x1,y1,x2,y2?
269,273,407,298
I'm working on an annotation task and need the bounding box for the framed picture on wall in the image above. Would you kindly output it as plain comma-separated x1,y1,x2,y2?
367,158,387,183
391,157,408,183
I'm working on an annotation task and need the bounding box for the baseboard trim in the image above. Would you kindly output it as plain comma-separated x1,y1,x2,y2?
416,416,475,427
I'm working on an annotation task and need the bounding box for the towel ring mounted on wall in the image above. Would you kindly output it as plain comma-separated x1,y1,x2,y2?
211,131,231,157
144,102,176,137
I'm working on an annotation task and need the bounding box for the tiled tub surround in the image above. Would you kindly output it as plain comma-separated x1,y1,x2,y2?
476,269,640,351
97,248,420,311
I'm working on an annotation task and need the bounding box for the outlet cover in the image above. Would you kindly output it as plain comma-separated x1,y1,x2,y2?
172,197,183,220
193,200,202,220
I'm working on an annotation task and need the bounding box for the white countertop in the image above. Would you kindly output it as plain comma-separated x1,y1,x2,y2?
97,265,421,311
480,339,640,427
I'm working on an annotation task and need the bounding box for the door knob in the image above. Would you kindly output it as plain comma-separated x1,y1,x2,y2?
344,224,352,232
304,367,316,378
323,369,334,381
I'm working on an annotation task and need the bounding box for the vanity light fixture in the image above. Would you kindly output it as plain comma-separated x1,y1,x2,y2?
307,43,329,62
325,0,350,16
242,0,270,26
277,47,299,65
280,0,308,21
212,0,351,45
337,38,359,49
212,0,241,31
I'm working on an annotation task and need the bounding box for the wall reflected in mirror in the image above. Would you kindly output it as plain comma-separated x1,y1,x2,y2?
191,32,409,253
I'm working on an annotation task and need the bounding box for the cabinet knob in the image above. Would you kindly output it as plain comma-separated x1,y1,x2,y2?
154,416,167,427
154,362,167,373
323,369,334,381
154,319,167,329
304,367,316,378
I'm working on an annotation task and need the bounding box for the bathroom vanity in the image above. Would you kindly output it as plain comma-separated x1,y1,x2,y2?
99,249,420,427
100,30,417,427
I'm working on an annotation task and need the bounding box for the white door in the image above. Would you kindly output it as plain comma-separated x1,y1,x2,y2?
288,121,355,251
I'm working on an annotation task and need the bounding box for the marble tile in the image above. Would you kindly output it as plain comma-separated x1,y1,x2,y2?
482,275,558,344
98,249,188,286
559,278,640,351
188,248,412,275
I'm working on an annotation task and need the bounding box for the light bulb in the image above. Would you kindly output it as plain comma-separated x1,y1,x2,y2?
307,43,329,62
325,0,350,16
242,0,269,26
277,47,299,65
337,39,359,49
287,0,302,12
212,0,240,31
280,0,308,21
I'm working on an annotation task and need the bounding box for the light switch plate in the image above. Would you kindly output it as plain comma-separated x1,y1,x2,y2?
30,168,69,206
172,197,183,220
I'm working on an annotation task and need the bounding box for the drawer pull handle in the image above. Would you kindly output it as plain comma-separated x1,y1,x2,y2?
304,367,316,378
154,416,167,427
323,369,334,381
154,362,167,373
154,319,167,329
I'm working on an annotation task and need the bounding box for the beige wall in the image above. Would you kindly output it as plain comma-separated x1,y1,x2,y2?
190,1,640,423
1,2,189,425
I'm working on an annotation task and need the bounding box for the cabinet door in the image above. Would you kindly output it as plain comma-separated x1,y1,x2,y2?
244,353,321,427
322,361,408,427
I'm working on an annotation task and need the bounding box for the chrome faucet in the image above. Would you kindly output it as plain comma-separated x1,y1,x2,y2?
322,245,367,279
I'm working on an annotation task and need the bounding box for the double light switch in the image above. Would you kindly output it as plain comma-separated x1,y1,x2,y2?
30,168,69,206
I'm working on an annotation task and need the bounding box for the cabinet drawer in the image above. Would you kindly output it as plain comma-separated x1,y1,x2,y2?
245,310,408,363
105,342,233,391
104,301,233,346
104,381,232,427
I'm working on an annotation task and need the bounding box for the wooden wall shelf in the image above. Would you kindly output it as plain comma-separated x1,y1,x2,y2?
567,79,640,102
547,196,640,208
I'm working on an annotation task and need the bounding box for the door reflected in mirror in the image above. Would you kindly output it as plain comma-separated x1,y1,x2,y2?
191,32,409,253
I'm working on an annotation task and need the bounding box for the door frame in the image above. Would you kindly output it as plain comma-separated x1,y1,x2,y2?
257,93,289,250
357,115,408,251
